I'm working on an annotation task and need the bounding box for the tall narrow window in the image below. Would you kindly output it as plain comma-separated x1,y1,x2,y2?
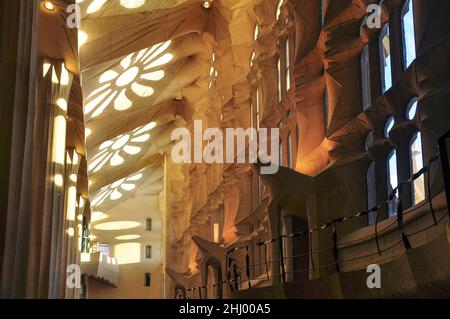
402,0,416,69
387,150,399,217
287,132,292,169
406,98,418,120
145,272,151,287
277,58,282,102
256,89,260,131
145,245,152,259
276,0,283,20
278,122,283,166
380,24,393,92
410,132,425,205
321,0,325,27
285,39,291,91
251,25,259,66
367,162,377,225
361,44,371,110
213,223,220,243
279,141,283,167
385,116,394,138
146,218,152,231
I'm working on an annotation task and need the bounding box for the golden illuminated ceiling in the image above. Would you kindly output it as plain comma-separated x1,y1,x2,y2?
79,0,262,273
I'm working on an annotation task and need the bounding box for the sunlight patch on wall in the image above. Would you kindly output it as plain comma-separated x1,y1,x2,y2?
83,41,173,118
95,221,141,231
114,243,141,264
120,0,145,9
85,0,147,14
91,211,109,222
88,122,156,173
116,234,141,240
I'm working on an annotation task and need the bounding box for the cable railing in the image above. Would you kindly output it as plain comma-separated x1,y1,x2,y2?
182,148,450,298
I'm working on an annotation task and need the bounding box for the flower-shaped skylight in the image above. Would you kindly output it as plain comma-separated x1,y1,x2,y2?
84,41,173,118
83,0,147,14
88,122,156,173
91,170,144,207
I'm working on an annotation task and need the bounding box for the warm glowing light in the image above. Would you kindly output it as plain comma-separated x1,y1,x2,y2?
84,41,172,118
56,98,68,111
88,123,155,172
85,128,92,138
81,253,91,262
78,30,88,46
67,186,77,221
276,0,283,20
202,1,212,9
43,1,56,11
60,64,70,86
69,174,78,183
91,171,144,207
52,116,66,164
116,67,139,87
94,221,140,231
79,197,85,208
67,227,75,237
91,211,108,222
145,53,173,69
120,0,145,9
73,152,79,165
51,67,59,84
114,243,141,264
213,223,220,243
54,174,64,187
116,234,141,240
87,0,107,14
43,63,51,78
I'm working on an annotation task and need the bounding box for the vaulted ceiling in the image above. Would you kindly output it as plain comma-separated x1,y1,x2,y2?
78,0,258,262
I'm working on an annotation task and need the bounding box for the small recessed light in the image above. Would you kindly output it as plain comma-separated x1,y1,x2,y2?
202,1,212,9
42,1,56,11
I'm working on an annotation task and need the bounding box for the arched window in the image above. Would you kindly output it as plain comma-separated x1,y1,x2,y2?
410,132,425,204
402,0,416,69
406,98,418,120
285,38,291,91
387,150,399,217
367,162,377,225
361,44,371,110
380,24,393,93
145,245,152,259
146,218,152,231
145,272,151,287
384,116,394,138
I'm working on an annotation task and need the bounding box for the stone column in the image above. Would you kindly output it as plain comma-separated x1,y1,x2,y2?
0,0,39,299
268,202,281,285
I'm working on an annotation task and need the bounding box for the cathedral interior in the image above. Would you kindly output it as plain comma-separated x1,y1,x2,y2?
0,0,450,299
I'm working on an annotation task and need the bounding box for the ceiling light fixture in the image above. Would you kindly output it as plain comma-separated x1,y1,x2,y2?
202,1,212,9
42,1,56,12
